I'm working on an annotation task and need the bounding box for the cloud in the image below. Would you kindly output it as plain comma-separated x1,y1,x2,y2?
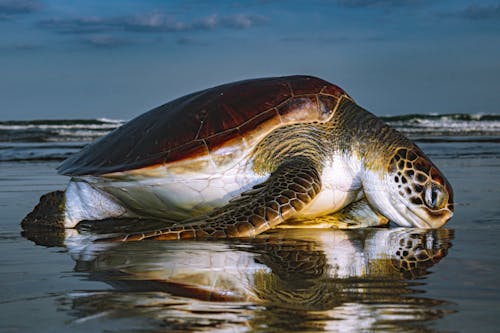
218,14,267,29
0,0,40,15
39,17,116,34
336,0,426,8
82,34,130,48
39,12,267,34
0,0,40,20
454,4,500,20
120,12,190,32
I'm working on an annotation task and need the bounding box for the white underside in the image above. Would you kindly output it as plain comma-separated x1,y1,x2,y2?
64,154,267,228
64,181,133,227
63,152,364,228
295,156,363,219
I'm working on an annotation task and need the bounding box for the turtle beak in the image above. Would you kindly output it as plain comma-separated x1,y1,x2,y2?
419,208,453,229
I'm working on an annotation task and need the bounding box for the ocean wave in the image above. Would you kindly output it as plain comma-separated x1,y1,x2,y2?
380,113,500,122
96,117,126,124
0,119,124,143
382,113,500,137
0,118,124,126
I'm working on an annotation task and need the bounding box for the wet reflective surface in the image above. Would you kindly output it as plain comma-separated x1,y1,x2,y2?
23,226,454,332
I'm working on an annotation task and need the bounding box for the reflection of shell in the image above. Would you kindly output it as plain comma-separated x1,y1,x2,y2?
61,228,453,301
48,228,453,331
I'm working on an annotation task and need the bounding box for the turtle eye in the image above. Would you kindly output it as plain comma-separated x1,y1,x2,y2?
424,183,443,209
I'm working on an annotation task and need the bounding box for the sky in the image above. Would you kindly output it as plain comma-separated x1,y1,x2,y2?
0,0,499,120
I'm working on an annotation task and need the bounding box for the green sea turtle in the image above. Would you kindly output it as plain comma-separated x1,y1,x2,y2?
23,75,454,240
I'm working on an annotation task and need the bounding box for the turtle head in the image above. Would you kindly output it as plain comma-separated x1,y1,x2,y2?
364,146,454,228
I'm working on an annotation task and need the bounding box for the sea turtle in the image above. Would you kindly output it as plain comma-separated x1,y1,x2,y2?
23,75,454,240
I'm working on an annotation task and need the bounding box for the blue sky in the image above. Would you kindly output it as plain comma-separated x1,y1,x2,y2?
1,0,499,120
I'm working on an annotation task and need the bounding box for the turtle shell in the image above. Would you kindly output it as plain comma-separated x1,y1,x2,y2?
58,75,349,176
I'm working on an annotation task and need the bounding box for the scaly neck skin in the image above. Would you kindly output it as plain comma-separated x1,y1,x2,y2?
251,122,327,176
329,98,414,177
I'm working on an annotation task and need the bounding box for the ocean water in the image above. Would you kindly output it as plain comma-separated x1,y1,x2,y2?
0,114,499,332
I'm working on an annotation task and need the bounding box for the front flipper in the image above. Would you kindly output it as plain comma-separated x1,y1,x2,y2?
101,157,322,241
279,198,389,229
336,199,389,228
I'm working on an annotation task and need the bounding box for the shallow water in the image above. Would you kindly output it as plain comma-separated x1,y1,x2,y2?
1,133,500,332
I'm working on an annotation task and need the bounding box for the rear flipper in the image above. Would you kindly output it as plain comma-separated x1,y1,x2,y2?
22,180,135,230
279,199,389,229
21,190,66,230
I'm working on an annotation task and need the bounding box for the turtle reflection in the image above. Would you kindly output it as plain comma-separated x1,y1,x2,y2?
23,227,454,332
